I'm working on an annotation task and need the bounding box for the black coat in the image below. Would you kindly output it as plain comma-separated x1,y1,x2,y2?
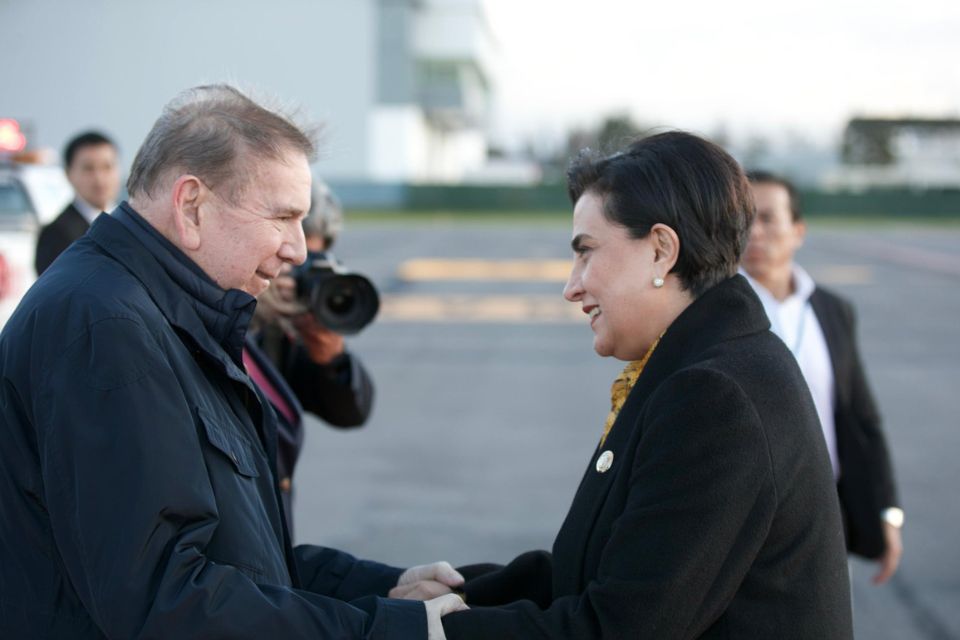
810,287,899,559
0,204,423,639
443,275,853,639
34,202,90,275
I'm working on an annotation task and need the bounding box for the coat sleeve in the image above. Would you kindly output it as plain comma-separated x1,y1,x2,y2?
294,544,404,599
286,345,374,427
442,369,778,640
460,551,553,607
36,316,423,640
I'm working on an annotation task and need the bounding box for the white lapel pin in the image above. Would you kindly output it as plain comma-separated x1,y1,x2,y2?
596,450,614,473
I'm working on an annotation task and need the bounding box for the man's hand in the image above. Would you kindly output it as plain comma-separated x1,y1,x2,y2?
424,593,469,640
872,521,903,585
290,313,345,364
390,562,464,601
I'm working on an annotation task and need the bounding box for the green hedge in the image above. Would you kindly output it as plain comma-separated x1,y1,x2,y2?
406,185,960,218
332,180,960,218
405,184,569,211
798,189,960,218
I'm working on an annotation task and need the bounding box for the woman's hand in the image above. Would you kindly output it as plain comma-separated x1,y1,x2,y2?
390,561,464,600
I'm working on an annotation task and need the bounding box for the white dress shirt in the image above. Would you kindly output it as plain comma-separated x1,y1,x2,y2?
72,197,114,225
742,266,839,479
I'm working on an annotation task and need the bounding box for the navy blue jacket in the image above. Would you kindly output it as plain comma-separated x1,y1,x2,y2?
244,333,374,533
0,203,424,639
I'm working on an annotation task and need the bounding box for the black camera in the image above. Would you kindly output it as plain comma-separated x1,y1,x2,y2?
292,252,380,335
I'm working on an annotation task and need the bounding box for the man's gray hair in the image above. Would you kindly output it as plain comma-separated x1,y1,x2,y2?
127,84,318,203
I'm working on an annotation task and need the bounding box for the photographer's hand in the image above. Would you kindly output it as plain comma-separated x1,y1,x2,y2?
291,313,345,365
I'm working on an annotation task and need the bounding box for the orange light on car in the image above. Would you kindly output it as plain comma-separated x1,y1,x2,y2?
0,119,27,153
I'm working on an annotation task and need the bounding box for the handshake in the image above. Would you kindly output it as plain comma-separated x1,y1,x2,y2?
392,561,470,640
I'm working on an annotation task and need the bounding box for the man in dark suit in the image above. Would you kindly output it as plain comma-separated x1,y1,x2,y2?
742,170,903,583
34,131,120,274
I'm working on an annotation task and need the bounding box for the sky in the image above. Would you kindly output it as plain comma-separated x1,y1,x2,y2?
481,0,960,151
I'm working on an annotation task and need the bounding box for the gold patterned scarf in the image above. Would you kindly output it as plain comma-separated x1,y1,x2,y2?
599,336,661,447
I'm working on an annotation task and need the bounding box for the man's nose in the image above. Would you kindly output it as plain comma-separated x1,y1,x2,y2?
280,223,308,266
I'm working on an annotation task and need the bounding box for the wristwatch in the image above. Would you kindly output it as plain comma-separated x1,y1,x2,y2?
882,507,904,529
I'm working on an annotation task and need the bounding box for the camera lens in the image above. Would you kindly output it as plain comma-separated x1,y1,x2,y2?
311,274,379,335
293,251,380,335
328,288,355,315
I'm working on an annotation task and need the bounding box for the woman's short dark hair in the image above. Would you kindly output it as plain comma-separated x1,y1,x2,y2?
567,131,754,298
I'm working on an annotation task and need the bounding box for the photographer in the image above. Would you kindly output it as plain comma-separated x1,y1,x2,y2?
242,180,375,533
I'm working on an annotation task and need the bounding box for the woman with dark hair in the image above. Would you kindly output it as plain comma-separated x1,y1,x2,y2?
433,132,853,638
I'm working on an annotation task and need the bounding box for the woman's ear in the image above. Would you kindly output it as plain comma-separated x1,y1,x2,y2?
170,175,204,251
649,223,681,273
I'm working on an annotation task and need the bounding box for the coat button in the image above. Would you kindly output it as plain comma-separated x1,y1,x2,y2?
596,450,614,473
279,477,292,492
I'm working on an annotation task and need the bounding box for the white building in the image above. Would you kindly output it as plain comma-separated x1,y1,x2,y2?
0,0,496,183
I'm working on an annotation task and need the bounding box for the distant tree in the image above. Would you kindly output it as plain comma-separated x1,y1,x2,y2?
487,144,506,159
561,113,647,159
521,113,649,183
842,119,895,165
565,126,596,158
741,133,771,169
596,114,643,152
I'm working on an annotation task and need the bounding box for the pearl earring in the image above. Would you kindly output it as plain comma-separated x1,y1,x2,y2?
653,277,665,288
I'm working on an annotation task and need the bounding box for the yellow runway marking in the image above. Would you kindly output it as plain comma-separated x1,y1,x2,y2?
398,259,572,282
812,265,874,285
379,294,585,323
384,260,874,324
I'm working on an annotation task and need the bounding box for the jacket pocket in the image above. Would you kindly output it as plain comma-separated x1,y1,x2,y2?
208,557,268,583
197,408,260,478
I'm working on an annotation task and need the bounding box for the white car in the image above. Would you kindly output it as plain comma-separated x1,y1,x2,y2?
0,161,73,327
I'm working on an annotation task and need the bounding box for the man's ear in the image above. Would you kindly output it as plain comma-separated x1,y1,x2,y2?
170,175,204,251
649,223,681,274
793,219,807,250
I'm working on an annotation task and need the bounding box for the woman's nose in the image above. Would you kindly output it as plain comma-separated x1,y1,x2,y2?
563,268,582,302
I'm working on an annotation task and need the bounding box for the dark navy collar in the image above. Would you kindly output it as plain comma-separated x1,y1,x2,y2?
87,202,255,369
